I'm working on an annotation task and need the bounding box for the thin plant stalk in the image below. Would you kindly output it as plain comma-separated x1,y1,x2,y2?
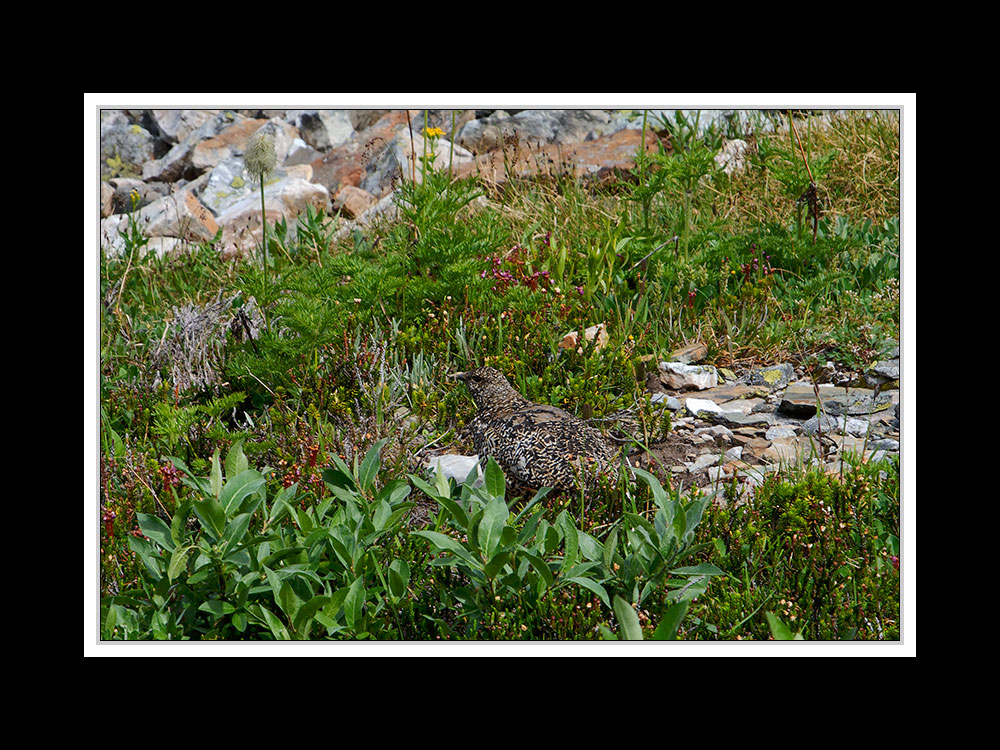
259,178,268,275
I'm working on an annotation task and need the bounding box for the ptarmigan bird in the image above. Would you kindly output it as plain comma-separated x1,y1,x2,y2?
450,366,619,490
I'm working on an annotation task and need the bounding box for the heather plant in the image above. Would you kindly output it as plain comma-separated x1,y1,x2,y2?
689,458,900,640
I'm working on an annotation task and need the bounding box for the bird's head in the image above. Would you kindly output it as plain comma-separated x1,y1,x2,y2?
449,366,524,412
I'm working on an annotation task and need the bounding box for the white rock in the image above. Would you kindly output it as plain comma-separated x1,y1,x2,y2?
284,137,323,166
289,110,355,152
650,393,682,410
714,138,749,175
689,453,722,472
685,398,722,417
723,446,743,462
693,424,733,441
199,159,312,215
803,413,871,437
765,425,798,440
426,455,484,488
216,177,330,258
659,361,718,390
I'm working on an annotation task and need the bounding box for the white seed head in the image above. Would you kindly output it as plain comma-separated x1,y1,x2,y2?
243,131,277,182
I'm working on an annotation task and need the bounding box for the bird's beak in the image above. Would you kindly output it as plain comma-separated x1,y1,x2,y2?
448,372,468,381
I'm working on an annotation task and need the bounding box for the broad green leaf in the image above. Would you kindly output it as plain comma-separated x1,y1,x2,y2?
277,579,302,622
388,559,410,600
293,595,332,634
260,546,306,570
671,505,687,544
410,530,467,556
556,511,579,574
327,529,356,572
613,595,644,641
210,446,223,499
484,549,512,579
652,600,690,640
225,438,249,479
411,530,482,570
219,469,265,515
170,497,194,547
358,438,388,492
254,604,290,640
683,494,713,544
654,507,674,542
372,499,392,532
295,506,315,533
625,511,657,538
667,576,710,603
137,513,174,552
578,531,604,562
322,463,357,493
268,482,297,525
343,575,365,629
434,494,470,530
103,603,118,638
168,455,212,496
434,463,452,499
519,549,554,589
766,612,804,640
566,576,610,609
484,456,506,498
409,472,445,502
631,466,671,513
232,612,247,632
199,599,236,617
261,564,281,598
222,512,254,554
602,525,619,572
478,494,509,558
376,478,411,506
167,545,192,582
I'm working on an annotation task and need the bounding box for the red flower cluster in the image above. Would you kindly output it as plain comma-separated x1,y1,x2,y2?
481,244,551,293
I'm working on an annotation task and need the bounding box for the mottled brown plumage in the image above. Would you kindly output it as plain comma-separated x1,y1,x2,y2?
450,366,618,489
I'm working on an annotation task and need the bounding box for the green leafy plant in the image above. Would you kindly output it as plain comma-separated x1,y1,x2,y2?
409,459,722,639
627,110,719,251
102,438,417,640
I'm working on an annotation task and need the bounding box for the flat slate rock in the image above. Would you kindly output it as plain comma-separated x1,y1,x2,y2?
696,383,770,403
667,342,708,364
709,411,774,428
779,383,897,418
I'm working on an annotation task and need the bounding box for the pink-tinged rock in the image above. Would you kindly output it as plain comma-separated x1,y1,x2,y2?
453,126,661,184
100,187,219,256
559,323,609,354
333,185,377,219
308,111,418,194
